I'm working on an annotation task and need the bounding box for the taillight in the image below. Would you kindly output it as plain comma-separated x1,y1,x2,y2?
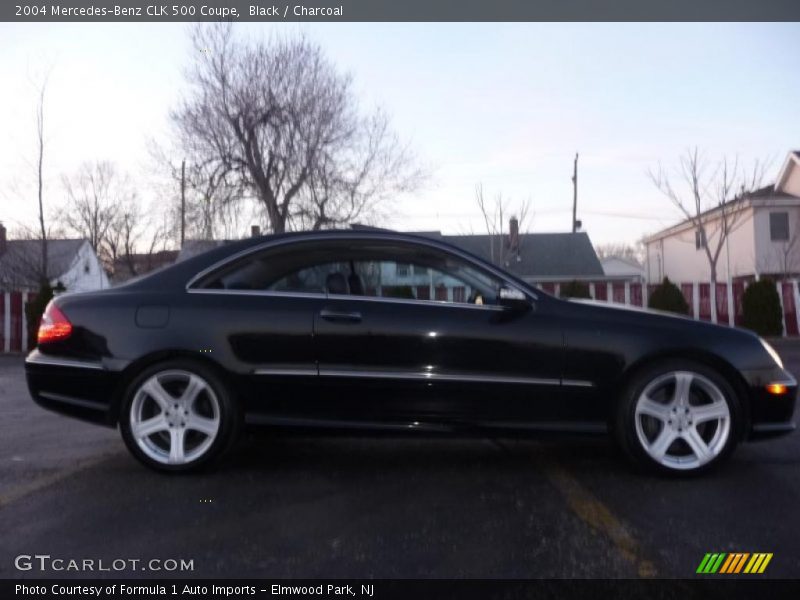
38,301,73,344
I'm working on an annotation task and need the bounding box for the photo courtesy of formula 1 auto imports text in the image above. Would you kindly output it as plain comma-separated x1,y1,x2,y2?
1,1,800,598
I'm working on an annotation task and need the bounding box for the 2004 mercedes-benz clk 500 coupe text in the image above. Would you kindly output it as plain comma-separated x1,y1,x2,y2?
25,230,797,474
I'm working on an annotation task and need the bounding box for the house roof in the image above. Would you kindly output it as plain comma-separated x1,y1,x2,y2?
644,185,799,244
421,231,604,279
600,256,645,277
0,239,86,289
645,151,800,245
178,230,604,280
776,150,800,192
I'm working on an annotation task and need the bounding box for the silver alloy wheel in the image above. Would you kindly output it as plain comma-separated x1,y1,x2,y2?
634,370,731,471
129,369,221,466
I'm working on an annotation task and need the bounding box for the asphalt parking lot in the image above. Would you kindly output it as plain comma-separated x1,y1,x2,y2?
1,344,799,580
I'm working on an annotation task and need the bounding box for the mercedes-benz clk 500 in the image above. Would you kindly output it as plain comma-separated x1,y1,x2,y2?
25,230,796,474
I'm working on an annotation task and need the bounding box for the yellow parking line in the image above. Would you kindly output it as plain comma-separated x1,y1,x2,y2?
542,462,658,578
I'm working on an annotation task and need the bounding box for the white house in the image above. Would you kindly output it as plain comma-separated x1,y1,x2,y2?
644,150,800,283
600,256,645,283
0,224,109,292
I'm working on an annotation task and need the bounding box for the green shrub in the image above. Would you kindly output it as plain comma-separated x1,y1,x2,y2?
647,277,689,315
741,279,783,337
560,280,591,299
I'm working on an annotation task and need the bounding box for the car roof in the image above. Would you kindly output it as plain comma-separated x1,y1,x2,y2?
121,229,537,294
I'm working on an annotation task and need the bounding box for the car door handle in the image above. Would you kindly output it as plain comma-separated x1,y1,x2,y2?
319,309,362,323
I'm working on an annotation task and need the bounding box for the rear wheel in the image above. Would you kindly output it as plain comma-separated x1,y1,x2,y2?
615,361,741,474
119,360,240,472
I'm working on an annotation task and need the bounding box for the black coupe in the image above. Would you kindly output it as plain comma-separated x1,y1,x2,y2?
25,230,797,474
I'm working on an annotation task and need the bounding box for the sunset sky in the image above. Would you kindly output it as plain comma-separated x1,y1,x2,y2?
1,22,798,246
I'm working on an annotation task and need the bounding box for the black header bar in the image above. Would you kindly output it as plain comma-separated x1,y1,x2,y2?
4,0,800,23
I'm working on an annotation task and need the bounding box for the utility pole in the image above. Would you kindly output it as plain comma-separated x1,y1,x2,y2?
571,152,579,233
180,159,186,246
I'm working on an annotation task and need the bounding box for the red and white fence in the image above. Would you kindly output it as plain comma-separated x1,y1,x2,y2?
1,281,799,353
536,280,800,337
0,291,35,353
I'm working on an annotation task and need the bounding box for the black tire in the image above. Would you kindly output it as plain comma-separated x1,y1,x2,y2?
614,360,743,475
119,359,241,473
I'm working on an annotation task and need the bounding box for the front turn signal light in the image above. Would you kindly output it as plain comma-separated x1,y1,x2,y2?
766,383,789,396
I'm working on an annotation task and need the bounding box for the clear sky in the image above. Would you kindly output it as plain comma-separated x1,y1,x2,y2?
1,22,798,247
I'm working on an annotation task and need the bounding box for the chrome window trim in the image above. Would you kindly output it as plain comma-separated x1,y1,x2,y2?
184,232,538,302
186,287,504,311
25,351,105,371
187,288,327,300
324,293,506,312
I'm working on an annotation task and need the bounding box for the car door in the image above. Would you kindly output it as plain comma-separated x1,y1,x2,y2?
312,240,566,426
189,240,353,422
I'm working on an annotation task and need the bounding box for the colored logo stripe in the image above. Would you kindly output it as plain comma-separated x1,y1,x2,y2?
697,552,773,574
719,553,749,573
744,553,773,574
697,553,726,574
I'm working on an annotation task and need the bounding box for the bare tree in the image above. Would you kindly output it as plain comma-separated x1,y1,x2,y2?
475,183,532,266
171,24,423,234
103,194,171,279
649,148,767,282
148,140,245,242
595,241,645,264
35,77,48,285
61,161,124,266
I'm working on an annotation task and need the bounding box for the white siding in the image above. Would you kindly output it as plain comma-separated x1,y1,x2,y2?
645,207,756,282
753,204,800,275
781,163,800,198
56,241,110,292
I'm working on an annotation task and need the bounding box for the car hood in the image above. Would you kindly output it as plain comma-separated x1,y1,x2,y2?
566,298,695,321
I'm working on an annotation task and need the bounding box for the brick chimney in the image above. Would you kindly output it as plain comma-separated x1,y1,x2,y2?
0,221,6,255
251,225,261,238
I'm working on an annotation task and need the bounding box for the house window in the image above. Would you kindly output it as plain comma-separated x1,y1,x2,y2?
413,265,428,275
395,263,410,277
770,212,789,241
695,229,706,250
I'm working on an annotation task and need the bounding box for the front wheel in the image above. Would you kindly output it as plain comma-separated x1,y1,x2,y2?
615,361,742,475
119,360,240,472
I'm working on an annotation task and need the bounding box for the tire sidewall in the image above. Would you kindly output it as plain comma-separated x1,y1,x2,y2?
616,360,743,476
119,359,240,473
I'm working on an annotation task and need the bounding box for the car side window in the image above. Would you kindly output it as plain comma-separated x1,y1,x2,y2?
352,257,502,305
267,262,350,293
193,240,506,304
197,243,351,293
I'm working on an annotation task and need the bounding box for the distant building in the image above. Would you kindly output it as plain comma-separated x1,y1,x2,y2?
600,256,645,283
419,227,604,285
644,150,800,283
111,250,179,285
0,224,109,292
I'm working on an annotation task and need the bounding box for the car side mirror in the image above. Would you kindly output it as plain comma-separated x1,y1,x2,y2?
497,285,532,312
